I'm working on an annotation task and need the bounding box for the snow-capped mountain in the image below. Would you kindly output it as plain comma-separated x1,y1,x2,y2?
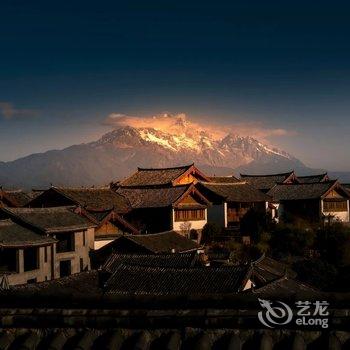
91,126,301,169
0,126,309,188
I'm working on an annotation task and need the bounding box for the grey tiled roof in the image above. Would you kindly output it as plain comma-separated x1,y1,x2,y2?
207,176,241,183
297,173,329,183
119,164,193,187
102,252,198,272
251,255,296,286
251,276,323,299
11,270,102,298
55,187,130,212
118,231,201,254
30,187,131,213
84,209,139,235
0,328,344,350
1,207,95,233
0,219,56,248
0,189,30,207
117,184,206,208
198,182,270,202
240,171,295,191
267,180,349,201
105,264,251,295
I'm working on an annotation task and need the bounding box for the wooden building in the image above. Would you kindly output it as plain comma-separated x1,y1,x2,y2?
26,187,138,249
117,184,210,234
240,171,298,193
0,219,56,286
0,206,96,285
91,230,202,268
267,180,350,223
77,208,139,249
297,173,329,183
196,180,270,229
116,163,210,188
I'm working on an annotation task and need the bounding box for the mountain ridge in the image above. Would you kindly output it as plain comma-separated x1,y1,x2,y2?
0,126,349,188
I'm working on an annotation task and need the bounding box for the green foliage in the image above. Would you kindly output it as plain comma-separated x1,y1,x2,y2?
269,223,316,259
240,208,270,243
317,222,350,267
201,222,222,243
293,259,338,291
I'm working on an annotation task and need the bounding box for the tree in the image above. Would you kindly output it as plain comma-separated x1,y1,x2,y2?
269,224,315,259
293,259,337,291
179,222,192,238
317,222,350,267
240,208,270,243
201,222,222,243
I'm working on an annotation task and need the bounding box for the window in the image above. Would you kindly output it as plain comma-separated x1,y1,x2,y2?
59,260,71,277
56,232,75,253
80,258,84,272
323,200,348,212
44,246,48,263
83,231,86,246
174,209,205,221
0,249,17,273
23,247,39,272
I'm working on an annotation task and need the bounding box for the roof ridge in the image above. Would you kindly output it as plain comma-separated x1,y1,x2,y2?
113,263,248,272
201,181,247,186
55,186,111,191
240,171,294,178
274,180,336,186
120,183,192,190
137,164,194,171
298,173,328,178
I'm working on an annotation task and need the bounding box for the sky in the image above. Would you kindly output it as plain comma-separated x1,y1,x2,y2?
0,0,350,171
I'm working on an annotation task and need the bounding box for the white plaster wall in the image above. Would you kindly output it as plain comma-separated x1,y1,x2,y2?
54,228,94,278
321,199,349,222
7,246,52,286
94,238,114,250
171,209,207,231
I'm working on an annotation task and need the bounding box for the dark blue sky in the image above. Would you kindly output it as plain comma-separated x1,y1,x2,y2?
1,1,350,170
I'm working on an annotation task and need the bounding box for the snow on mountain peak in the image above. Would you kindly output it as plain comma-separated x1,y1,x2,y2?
95,125,293,165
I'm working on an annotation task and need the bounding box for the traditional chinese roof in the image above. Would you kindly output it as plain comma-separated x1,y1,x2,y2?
102,252,198,272
0,189,30,207
118,164,210,187
251,254,296,286
114,231,201,254
297,173,329,183
197,182,270,203
79,208,139,235
105,264,251,296
11,270,102,298
0,207,96,234
27,187,130,213
342,183,350,193
207,176,241,183
240,171,296,191
0,327,343,350
267,180,350,201
0,219,56,248
117,183,209,209
251,276,323,299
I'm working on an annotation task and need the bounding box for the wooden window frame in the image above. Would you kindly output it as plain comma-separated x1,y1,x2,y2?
174,209,205,222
